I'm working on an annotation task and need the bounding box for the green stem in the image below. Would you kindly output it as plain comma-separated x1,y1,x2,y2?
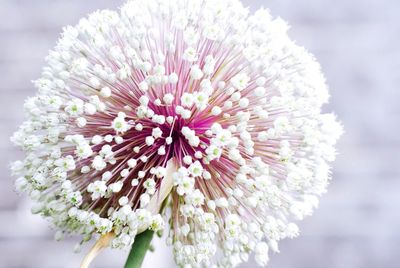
124,230,154,268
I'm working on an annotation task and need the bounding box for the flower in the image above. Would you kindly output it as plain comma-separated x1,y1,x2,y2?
10,0,342,267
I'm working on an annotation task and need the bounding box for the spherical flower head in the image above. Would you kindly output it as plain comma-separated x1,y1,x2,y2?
10,0,342,267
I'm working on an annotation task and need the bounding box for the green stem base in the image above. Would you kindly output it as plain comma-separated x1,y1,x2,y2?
124,230,154,268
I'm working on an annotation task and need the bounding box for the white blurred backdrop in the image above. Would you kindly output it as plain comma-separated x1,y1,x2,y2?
0,0,399,267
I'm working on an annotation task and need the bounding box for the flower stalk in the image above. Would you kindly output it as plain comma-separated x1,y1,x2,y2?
124,230,154,268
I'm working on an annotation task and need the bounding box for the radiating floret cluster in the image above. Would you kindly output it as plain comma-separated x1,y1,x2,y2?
11,0,342,267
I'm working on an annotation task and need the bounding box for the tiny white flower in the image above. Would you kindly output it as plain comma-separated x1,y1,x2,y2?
182,47,198,62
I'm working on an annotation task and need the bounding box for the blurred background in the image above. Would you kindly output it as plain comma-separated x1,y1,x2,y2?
0,0,399,267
